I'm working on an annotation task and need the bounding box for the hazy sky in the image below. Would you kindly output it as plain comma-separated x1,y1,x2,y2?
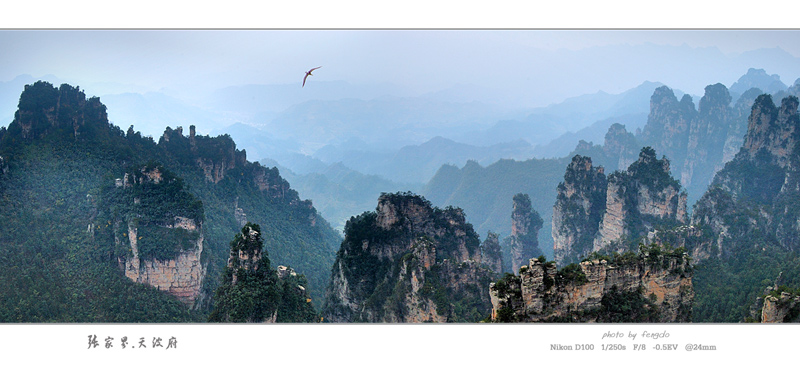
2,30,800,109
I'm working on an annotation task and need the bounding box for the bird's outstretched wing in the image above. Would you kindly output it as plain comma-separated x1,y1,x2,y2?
302,66,322,87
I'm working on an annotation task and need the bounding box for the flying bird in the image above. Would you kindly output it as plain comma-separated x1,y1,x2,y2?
302,66,321,87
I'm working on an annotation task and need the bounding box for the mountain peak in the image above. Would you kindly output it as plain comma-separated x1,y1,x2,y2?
730,68,787,97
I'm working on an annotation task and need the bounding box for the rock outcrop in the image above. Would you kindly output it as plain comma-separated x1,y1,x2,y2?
749,273,800,323
508,193,543,273
480,231,503,274
323,192,493,322
638,86,697,176
159,125,296,201
10,82,109,141
111,164,207,309
552,155,607,266
594,147,687,252
760,291,800,323
740,94,798,169
569,123,640,174
209,223,317,323
121,216,206,307
227,223,264,281
723,87,764,163
554,147,687,265
689,94,800,259
681,84,733,190
602,123,640,171
490,245,693,322
573,82,763,205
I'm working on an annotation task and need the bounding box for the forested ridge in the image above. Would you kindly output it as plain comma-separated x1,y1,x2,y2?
0,81,340,322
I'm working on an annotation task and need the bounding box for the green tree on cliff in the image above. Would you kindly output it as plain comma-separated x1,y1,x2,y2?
208,223,317,323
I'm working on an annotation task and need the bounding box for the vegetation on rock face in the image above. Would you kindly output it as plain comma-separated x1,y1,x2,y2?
681,93,800,322
491,272,522,322
583,243,691,273
554,263,588,286
323,191,493,322
209,223,280,322
508,193,544,271
0,83,201,322
536,285,664,323
208,223,317,323
97,162,204,262
555,147,686,265
625,146,680,193
493,243,691,323
609,147,686,252
0,81,339,321
554,155,607,265
480,231,503,273
693,247,799,322
595,285,662,322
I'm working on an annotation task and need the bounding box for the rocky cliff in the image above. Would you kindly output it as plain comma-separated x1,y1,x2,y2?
601,123,640,171
109,164,207,309
571,81,764,206
570,123,640,174
154,120,334,307
739,94,798,169
480,231,503,274
681,84,733,191
674,90,800,323
636,84,758,204
121,217,206,307
490,244,693,322
638,86,697,175
689,94,800,260
508,193,543,273
760,292,800,323
594,147,687,252
209,223,317,323
159,125,297,202
552,155,607,266
322,192,493,322
553,147,687,265
748,273,800,323
0,81,341,322
10,82,109,141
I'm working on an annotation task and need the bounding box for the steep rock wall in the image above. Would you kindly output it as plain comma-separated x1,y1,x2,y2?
490,249,693,322
552,155,607,266
689,94,800,260
508,193,543,273
554,148,686,266
323,192,492,323
480,231,503,274
121,216,206,308
761,292,800,323
593,148,687,253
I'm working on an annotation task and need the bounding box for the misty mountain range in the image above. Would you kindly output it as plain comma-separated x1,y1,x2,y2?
273,68,799,263
2,48,799,253
3,32,800,326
